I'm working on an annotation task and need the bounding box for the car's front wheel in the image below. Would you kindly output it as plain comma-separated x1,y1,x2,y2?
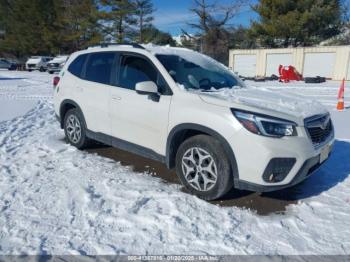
63,108,91,149
175,135,233,200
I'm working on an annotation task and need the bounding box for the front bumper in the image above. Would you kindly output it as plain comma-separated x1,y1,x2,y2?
229,125,334,192
235,153,330,192
26,65,41,70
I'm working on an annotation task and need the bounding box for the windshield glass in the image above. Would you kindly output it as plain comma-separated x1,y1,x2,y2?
156,53,243,91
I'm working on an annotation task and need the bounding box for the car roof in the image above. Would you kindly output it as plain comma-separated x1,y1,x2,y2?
72,43,195,59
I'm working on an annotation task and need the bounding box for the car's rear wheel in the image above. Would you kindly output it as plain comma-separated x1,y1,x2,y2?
175,135,233,200
63,108,91,149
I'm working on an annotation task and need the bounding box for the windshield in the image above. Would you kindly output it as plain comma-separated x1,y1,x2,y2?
156,53,243,91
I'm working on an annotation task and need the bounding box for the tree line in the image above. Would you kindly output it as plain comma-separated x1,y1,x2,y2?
0,0,175,58
183,0,347,64
0,0,348,65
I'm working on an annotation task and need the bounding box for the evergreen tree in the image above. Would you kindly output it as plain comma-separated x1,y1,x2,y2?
0,0,102,57
133,0,155,43
250,0,345,47
99,0,136,43
59,0,103,53
0,0,53,56
141,26,176,46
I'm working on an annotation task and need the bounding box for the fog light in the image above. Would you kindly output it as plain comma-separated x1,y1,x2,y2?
262,158,296,183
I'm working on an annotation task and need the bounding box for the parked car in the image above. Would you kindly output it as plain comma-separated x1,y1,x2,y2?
47,55,69,74
25,56,53,72
53,43,334,200
0,58,17,70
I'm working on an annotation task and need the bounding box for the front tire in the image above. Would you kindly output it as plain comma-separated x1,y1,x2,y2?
175,135,233,200
63,108,91,149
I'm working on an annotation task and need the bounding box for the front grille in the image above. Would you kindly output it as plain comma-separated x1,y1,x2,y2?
27,64,35,68
305,114,333,146
48,63,59,68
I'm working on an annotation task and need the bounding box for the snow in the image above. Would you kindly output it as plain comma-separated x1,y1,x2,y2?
199,86,328,119
145,44,232,74
0,70,350,255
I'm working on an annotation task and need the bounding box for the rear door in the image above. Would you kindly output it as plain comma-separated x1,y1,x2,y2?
109,53,172,155
77,52,116,135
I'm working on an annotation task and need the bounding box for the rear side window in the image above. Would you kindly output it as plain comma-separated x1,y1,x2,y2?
68,54,87,78
119,56,158,90
85,52,115,85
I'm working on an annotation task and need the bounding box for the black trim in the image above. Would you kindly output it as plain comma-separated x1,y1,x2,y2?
262,158,296,183
59,99,86,129
88,43,145,49
236,154,326,192
166,123,239,182
86,130,166,163
55,113,60,123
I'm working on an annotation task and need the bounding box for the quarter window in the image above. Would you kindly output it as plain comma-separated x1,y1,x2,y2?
68,54,87,78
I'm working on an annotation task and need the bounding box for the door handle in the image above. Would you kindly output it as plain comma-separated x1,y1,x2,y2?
112,96,121,101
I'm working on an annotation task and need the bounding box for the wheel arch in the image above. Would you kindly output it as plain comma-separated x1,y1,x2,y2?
166,123,239,181
59,99,86,129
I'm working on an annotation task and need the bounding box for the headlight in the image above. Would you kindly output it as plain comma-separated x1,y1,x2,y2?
232,109,297,137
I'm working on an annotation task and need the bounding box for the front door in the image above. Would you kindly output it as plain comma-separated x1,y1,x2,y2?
110,54,172,155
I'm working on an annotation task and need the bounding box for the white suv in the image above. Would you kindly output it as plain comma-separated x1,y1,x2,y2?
26,56,53,72
53,43,334,200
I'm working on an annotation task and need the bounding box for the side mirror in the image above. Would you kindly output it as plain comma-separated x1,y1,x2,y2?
135,81,158,95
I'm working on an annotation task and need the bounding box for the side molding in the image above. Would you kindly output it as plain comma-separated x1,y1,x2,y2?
86,130,166,163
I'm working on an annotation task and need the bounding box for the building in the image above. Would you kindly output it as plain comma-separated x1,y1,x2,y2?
229,46,350,80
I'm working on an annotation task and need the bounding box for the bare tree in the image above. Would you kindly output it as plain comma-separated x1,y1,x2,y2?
185,0,247,64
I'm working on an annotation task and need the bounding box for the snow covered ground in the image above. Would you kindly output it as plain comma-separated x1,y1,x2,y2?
0,70,349,255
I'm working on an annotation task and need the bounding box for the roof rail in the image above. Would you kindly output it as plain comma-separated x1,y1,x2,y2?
88,43,145,50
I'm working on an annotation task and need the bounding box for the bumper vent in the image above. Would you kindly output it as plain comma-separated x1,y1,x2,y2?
305,114,333,146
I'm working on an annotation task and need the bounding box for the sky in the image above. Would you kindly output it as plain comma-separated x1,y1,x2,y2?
152,0,259,36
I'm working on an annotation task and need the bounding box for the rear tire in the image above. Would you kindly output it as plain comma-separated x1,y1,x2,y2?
63,108,91,149
175,135,233,200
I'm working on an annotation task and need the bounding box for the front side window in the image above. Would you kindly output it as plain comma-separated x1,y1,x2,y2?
119,56,158,90
85,52,115,85
68,54,87,78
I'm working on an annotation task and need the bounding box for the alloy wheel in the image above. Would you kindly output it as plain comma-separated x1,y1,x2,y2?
181,147,218,191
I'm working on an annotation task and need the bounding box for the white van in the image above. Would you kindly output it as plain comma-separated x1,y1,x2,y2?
25,56,53,72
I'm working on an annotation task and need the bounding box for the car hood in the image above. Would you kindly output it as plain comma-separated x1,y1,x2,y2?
26,58,41,64
197,86,328,125
48,57,67,64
